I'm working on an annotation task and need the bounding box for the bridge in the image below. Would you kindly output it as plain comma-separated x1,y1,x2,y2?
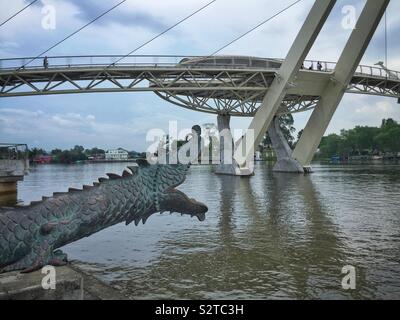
0,0,396,176
0,55,399,117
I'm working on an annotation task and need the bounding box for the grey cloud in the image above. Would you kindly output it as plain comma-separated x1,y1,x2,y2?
49,0,168,31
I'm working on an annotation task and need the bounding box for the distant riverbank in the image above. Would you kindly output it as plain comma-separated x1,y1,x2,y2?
31,159,140,165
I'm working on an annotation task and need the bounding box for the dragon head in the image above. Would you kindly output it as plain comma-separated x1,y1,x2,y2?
128,125,208,225
129,160,208,224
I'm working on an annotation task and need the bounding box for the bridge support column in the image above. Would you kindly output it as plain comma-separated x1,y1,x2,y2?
232,0,336,175
292,0,390,167
268,117,304,173
0,179,18,195
215,114,234,175
0,178,19,206
215,114,254,176
0,158,29,205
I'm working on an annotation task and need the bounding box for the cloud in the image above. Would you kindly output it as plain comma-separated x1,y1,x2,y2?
0,107,138,149
65,0,168,31
355,100,400,117
321,95,400,135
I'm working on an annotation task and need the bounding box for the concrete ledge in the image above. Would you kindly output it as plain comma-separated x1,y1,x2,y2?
0,265,129,300
0,266,83,300
68,264,129,300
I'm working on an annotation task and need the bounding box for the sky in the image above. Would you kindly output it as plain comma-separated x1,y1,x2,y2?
0,0,399,152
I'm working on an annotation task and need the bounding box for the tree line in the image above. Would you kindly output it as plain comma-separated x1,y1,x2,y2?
258,116,400,160
28,146,144,164
317,118,400,159
26,118,399,164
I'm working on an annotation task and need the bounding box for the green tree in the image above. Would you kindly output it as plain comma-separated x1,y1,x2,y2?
375,123,400,153
28,148,47,159
51,148,62,155
318,134,342,158
85,147,105,156
381,118,397,129
316,118,400,159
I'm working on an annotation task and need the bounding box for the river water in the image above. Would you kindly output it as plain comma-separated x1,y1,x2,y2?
10,162,400,299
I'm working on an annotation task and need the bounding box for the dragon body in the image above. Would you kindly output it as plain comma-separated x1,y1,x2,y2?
0,127,207,273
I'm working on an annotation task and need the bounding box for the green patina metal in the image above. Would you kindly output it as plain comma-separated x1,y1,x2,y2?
0,127,207,273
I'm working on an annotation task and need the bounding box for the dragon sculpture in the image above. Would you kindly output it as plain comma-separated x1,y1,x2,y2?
0,126,207,273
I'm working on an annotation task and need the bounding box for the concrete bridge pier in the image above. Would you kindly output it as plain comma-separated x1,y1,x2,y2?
0,177,21,206
232,0,336,175
267,117,305,173
215,114,235,175
215,114,253,176
0,158,29,205
0,179,18,194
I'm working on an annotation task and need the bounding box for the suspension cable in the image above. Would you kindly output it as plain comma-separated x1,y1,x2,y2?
19,0,128,69
210,0,303,56
106,0,217,68
0,0,39,28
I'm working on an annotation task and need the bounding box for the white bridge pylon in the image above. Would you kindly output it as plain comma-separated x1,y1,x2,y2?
233,0,391,175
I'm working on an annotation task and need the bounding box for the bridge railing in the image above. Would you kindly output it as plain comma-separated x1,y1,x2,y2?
0,55,257,72
0,55,399,80
0,55,196,70
356,65,400,80
302,59,400,80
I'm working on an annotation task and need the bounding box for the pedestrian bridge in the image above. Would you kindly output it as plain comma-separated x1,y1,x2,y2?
0,55,399,116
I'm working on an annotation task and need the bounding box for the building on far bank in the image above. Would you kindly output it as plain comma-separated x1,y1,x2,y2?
105,148,129,161
33,155,52,164
87,153,105,161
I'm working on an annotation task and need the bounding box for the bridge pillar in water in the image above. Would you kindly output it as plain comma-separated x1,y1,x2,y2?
232,0,336,176
292,0,390,168
0,179,18,206
215,114,253,176
268,117,304,173
0,159,29,206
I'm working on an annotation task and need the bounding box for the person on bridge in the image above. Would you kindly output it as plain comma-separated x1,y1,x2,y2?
43,56,49,69
317,61,323,71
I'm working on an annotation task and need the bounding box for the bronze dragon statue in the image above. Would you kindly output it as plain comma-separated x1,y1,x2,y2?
0,126,207,273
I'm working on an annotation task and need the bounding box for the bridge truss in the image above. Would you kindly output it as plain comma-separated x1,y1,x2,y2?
0,55,399,116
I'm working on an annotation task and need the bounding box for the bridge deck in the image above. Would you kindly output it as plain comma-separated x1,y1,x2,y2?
0,55,399,116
